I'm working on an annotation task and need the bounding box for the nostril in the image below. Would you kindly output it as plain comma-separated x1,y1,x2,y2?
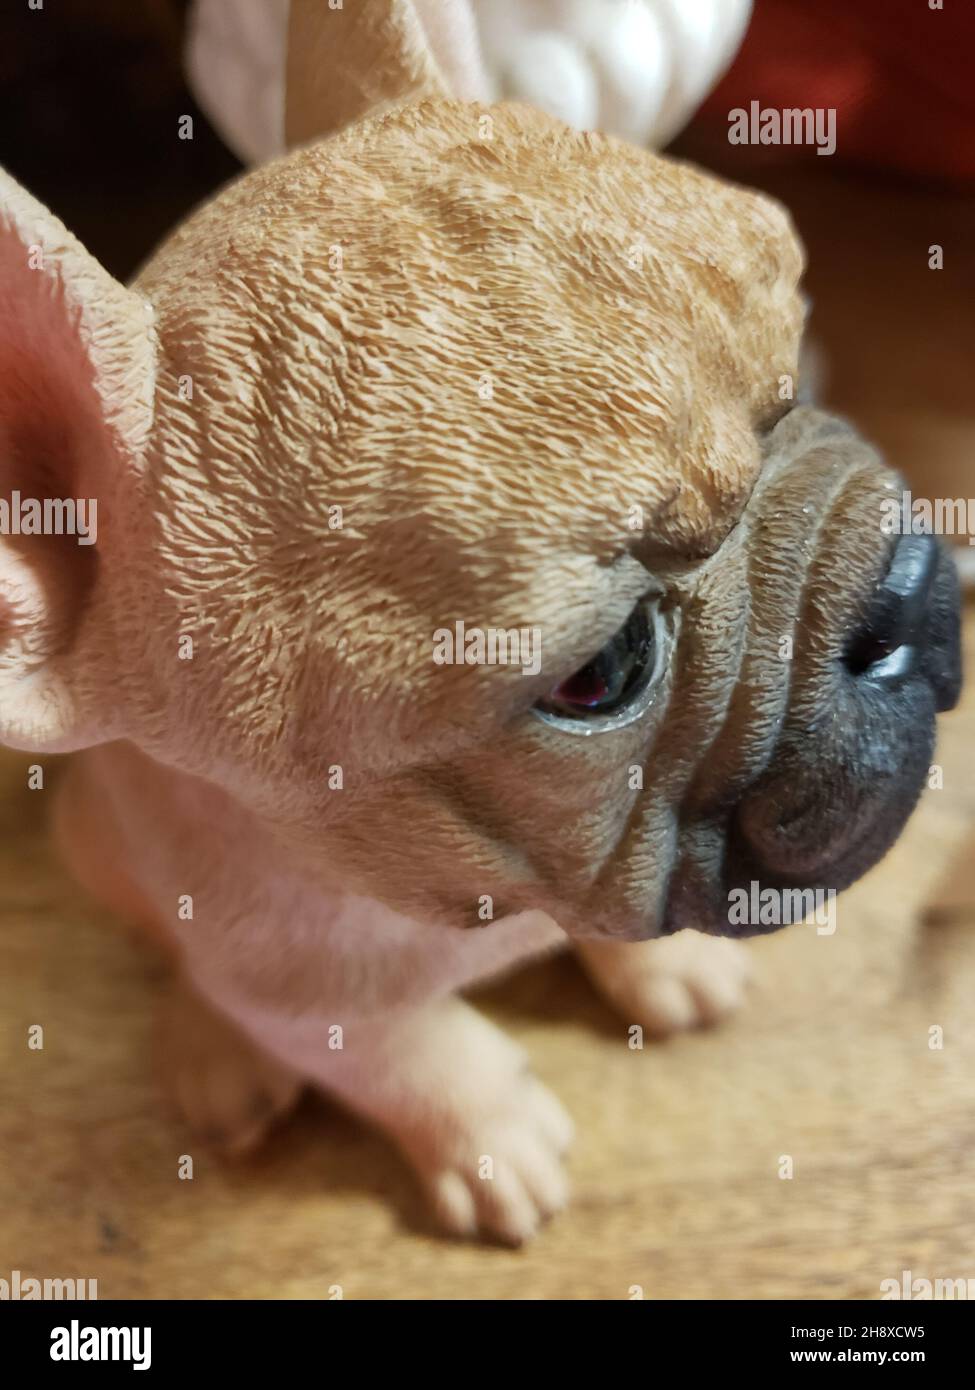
844,624,907,676
844,533,938,679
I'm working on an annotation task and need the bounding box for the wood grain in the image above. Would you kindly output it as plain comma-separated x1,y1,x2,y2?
0,606,972,1300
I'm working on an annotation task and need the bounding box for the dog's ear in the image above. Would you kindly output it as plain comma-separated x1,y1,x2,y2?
285,0,490,148
0,167,155,752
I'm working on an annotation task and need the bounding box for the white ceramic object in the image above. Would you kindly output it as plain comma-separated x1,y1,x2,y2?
186,0,752,164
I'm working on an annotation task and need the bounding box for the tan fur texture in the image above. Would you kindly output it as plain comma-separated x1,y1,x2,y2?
105,97,803,936
0,1,958,1242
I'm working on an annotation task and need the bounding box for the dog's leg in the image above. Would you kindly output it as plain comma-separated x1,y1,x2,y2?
575,929,752,1037
289,996,573,1244
157,978,303,1156
52,755,157,931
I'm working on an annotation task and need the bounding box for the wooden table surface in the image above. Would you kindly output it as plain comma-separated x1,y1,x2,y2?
2,156,974,1300
0,631,972,1300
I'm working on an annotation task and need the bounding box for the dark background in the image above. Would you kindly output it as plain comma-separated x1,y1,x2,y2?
0,0,238,280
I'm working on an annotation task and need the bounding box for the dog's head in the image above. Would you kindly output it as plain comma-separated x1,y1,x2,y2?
0,1,960,940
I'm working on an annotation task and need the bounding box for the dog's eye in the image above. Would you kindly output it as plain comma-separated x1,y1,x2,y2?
533,600,672,735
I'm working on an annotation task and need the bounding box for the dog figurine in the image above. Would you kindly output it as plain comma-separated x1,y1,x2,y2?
0,0,960,1242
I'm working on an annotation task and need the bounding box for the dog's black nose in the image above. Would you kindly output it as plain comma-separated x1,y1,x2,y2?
844,532,962,712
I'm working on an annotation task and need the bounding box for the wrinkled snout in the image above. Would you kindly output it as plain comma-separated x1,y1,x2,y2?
728,529,961,908
662,407,964,941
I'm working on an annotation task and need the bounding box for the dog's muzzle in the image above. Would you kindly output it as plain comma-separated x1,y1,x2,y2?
728,529,960,902
663,407,963,938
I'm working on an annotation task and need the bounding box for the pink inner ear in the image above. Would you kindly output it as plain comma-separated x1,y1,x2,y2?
0,220,110,506
0,221,105,681
0,171,151,750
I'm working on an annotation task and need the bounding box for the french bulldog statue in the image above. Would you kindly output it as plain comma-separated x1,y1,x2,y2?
0,0,960,1242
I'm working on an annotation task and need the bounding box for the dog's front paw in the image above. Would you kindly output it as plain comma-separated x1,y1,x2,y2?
576,929,752,1038
157,980,303,1156
320,999,573,1245
406,1068,574,1246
